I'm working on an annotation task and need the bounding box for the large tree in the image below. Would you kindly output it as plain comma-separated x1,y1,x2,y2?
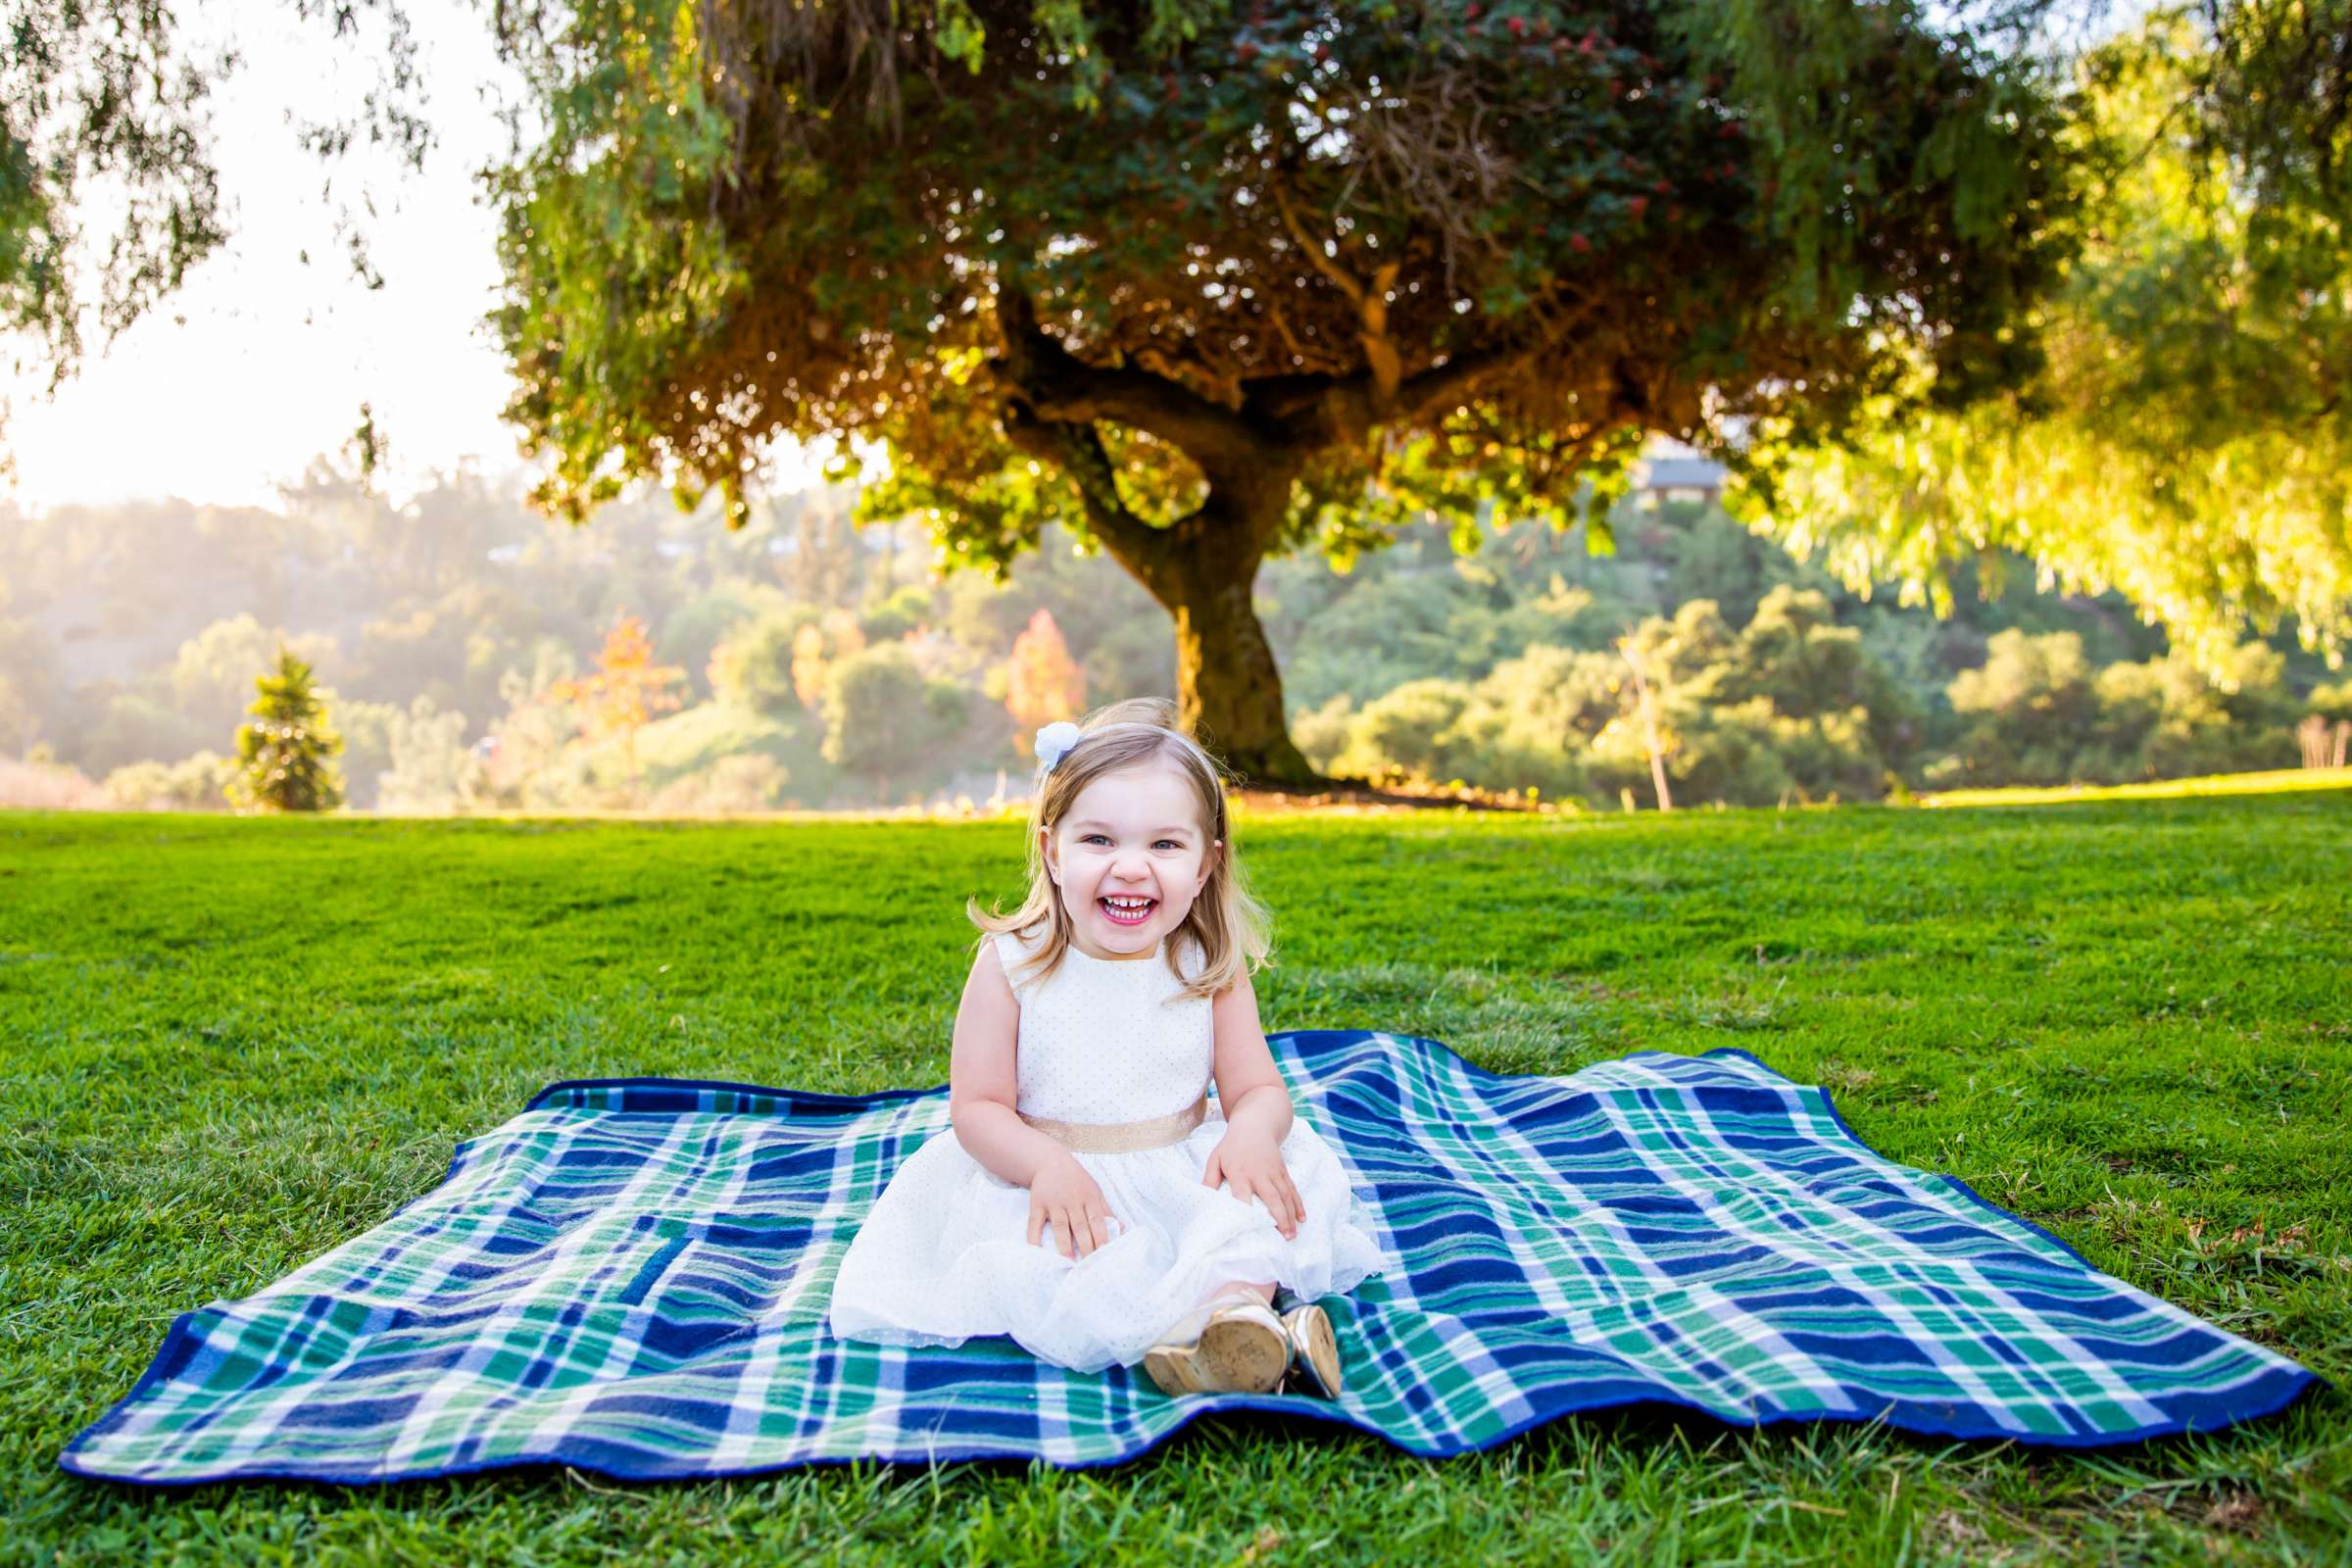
12,1,2347,773
482,0,2082,780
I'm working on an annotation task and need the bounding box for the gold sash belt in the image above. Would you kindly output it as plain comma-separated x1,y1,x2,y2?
1019,1093,1209,1154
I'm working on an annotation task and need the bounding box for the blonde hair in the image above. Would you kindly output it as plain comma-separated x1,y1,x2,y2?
969,697,1271,1001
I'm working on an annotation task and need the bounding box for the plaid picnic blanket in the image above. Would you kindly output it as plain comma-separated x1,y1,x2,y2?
64,1034,2316,1485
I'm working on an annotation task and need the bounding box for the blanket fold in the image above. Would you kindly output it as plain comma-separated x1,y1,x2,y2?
63,1035,2317,1483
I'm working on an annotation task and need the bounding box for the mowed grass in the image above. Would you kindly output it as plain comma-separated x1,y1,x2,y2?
3,798,2348,1567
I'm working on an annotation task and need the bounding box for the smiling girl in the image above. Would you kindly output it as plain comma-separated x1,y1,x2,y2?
825,698,1385,1397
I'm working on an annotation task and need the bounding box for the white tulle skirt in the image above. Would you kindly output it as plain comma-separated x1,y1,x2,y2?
826,1111,1388,1372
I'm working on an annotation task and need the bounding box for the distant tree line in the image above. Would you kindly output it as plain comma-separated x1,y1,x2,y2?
0,466,2344,812
1261,497,2348,807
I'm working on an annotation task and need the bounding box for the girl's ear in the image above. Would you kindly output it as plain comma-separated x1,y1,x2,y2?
1039,825,1059,885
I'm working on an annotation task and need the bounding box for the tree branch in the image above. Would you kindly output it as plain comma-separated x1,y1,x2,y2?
990,292,1284,480
1270,185,1404,409
994,392,1174,574
1243,339,1531,449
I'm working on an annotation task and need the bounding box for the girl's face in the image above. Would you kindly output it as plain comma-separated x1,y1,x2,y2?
1041,761,1216,961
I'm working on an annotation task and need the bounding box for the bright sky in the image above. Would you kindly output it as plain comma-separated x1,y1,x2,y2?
1,0,520,512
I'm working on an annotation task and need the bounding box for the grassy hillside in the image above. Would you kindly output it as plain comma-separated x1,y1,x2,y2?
631,701,835,796
3,798,2347,1564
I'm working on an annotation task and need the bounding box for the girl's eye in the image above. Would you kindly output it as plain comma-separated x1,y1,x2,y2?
1154,840,1180,851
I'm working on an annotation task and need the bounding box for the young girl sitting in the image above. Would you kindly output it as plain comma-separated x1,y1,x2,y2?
826,698,1386,1396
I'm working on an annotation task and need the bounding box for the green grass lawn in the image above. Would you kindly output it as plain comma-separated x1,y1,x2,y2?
5,797,2348,1565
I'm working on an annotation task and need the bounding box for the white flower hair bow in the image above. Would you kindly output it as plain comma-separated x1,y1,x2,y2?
1034,720,1083,771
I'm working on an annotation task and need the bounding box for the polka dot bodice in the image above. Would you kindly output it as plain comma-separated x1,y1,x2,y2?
995,927,1214,1126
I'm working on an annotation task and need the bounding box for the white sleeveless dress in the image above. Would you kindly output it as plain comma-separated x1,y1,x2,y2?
825,927,1387,1372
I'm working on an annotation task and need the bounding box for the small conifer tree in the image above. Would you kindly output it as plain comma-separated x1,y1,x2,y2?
231,648,345,811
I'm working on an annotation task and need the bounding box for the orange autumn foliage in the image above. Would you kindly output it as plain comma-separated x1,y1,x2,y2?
547,612,686,801
1004,609,1085,755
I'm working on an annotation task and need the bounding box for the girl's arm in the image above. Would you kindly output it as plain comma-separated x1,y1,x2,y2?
1207,971,1295,1147
947,940,1071,1188
1202,970,1303,1236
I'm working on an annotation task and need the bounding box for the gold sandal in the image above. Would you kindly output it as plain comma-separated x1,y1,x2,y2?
1142,1292,1291,1396
1278,1300,1344,1399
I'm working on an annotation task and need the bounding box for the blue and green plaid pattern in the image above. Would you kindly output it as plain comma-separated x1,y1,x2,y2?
63,1034,2316,1484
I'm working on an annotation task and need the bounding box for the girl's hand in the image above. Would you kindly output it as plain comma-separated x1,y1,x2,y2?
1201,1133,1303,1240
1027,1153,1118,1259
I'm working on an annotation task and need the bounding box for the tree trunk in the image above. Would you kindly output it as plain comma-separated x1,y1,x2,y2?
1161,553,1312,786
1620,639,1673,812
1116,491,1316,786
985,302,1319,784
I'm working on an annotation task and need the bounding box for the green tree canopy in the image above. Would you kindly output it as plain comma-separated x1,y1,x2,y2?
482,0,2079,778
1736,8,2352,675
709,609,816,718
818,643,969,792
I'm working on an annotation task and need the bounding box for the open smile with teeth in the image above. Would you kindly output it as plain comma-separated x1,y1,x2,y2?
1100,895,1157,926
